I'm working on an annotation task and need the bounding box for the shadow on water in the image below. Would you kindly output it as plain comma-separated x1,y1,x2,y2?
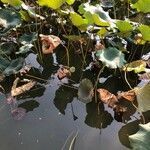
0,44,149,150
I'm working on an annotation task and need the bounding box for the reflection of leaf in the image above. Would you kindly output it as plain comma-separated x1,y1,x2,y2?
18,100,40,112
78,79,93,103
11,107,26,120
53,86,76,114
129,122,150,150
85,101,113,129
96,47,126,68
134,83,150,112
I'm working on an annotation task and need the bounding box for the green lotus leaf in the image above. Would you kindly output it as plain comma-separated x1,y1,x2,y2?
134,83,150,112
93,14,110,26
0,56,10,72
37,0,65,9
65,0,75,5
96,47,126,68
116,20,133,32
3,57,24,76
0,9,21,34
16,44,33,55
0,42,16,55
129,122,150,150
138,25,150,41
19,33,37,45
123,60,147,73
131,0,150,13
70,12,88,27
1,0,22,7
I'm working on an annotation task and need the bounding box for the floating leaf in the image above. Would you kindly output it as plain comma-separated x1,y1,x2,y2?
123,60,146,73
40,34,61,54
131,0,150,13
11,107,26,120
129,122,150,150
138,25,150,41
116,20,133,32
96,47,126,68
78,79,94,103
134,83,150,112
0,9,21,34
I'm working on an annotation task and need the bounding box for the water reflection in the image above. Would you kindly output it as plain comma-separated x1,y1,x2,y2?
85,101,113,129
18,100,40,112
53,85,77,115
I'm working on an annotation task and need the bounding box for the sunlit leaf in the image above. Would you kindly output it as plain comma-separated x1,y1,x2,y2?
1,0,22,7
96,47,126,68
116,20,133,32
37,0,65,9
134,83,150,112
138,25,150,41
123,60,146,73
131,0,150,13
65,0,75,5
129,122,150,150
93,14,110,26
70,12,88,27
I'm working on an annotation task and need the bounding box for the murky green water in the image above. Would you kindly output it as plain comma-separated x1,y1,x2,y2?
0,48,144,150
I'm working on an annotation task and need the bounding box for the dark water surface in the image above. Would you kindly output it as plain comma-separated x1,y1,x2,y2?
0,51,141,150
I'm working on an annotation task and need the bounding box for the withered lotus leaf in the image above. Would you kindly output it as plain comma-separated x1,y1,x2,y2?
40,34,61,54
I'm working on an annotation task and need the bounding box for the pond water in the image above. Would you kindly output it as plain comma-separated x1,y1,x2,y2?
0,47,144,150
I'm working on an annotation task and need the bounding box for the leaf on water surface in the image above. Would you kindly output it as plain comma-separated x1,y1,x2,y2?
39,34,61,54
129,122,150,150
134,83,150,112
11,107,26,120
95,47,126,69
78,79,94,103
97,88,118,108
131,0,150,13
62,130,78,150
123,60,147,73
11,77,36,97
57,66,71,80
0,9,21,33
